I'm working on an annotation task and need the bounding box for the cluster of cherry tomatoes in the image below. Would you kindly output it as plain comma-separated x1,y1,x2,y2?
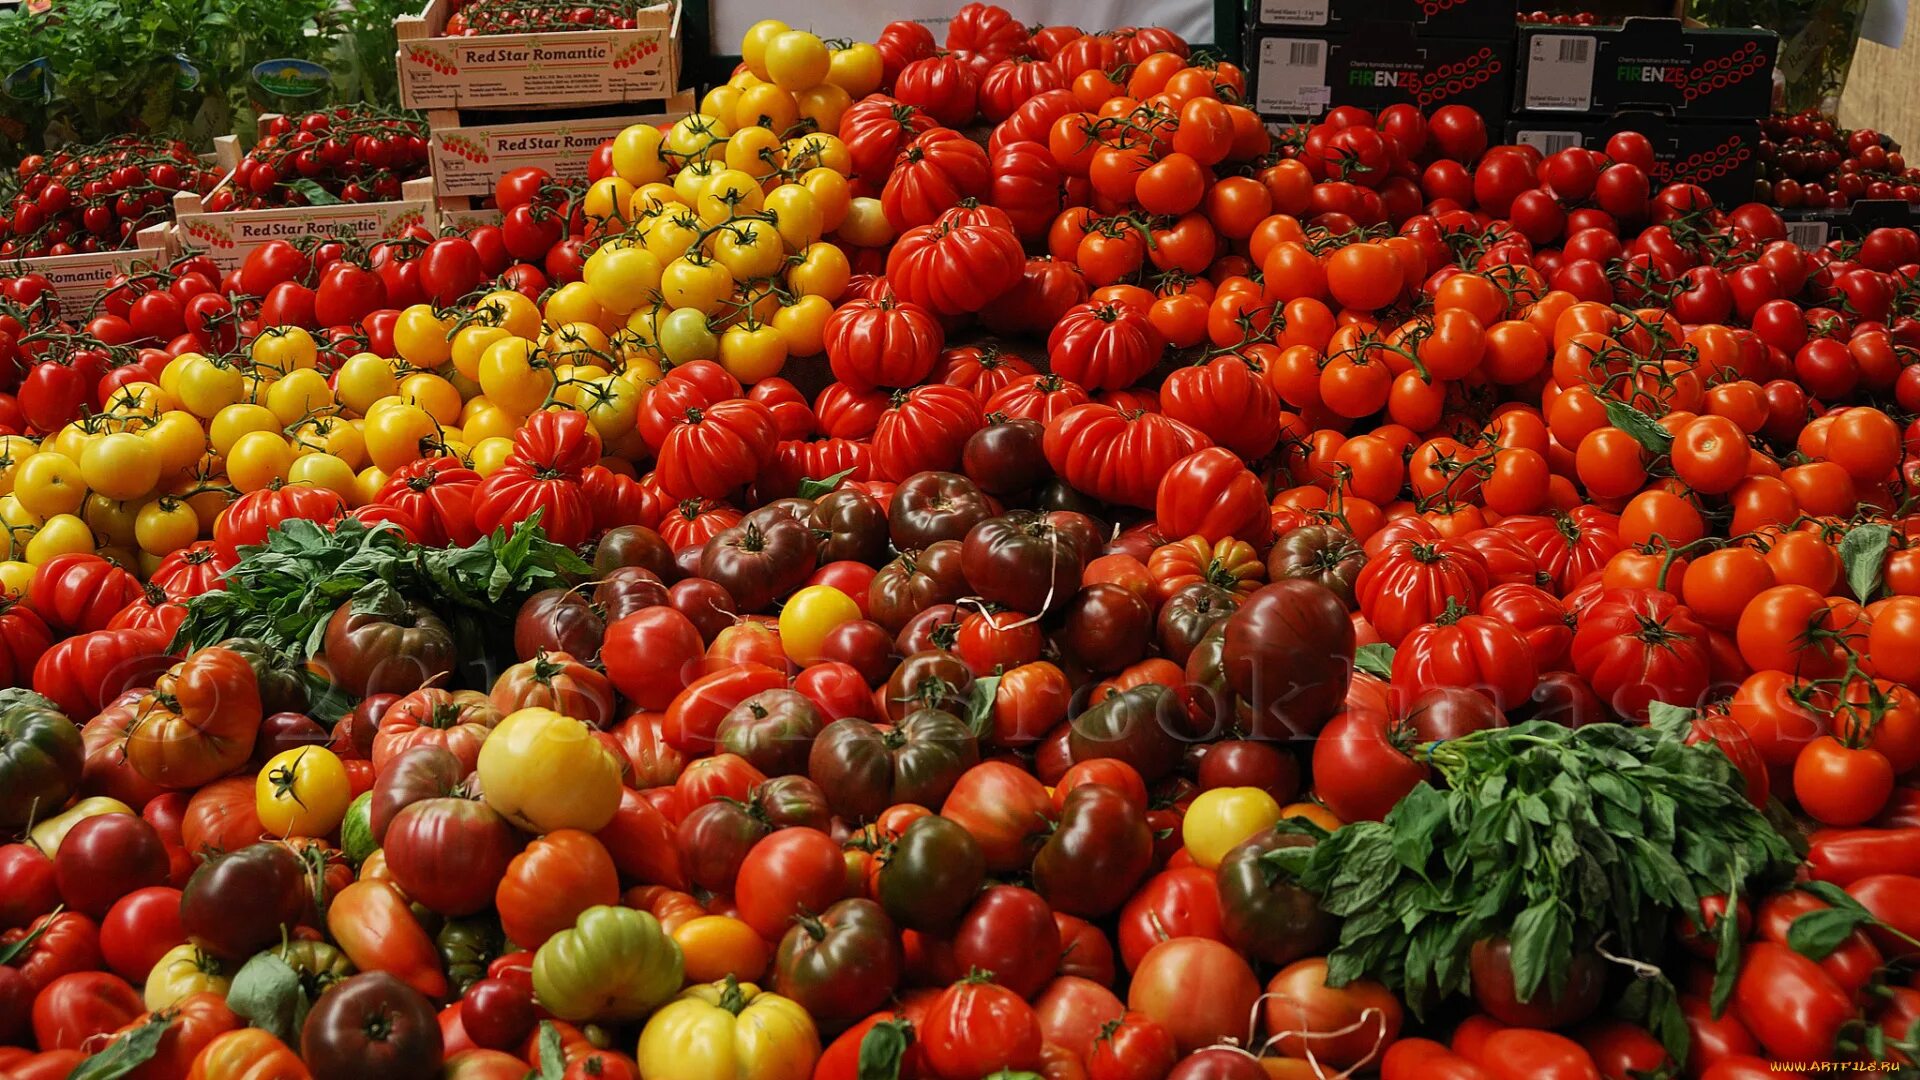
443,0,644,34
0,137,215,259
206,106,430,212
1757,110,1917,209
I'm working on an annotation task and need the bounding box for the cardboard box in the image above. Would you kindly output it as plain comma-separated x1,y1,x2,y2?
1514,18,1777,119
1247,0,1512,39
397,0,681,110
1506,114,1762,204
15,225,175,312
1247,30,1513,119
172,179,436,272
428,91,694,201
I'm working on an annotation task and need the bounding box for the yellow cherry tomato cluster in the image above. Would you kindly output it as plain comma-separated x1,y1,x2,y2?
573,34,865,386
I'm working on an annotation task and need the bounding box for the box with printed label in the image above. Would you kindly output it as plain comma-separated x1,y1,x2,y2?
1247,0,1512,39
1779,201,1918,250
172,178,436,272
1506,114,1762,203
1247,30,1513,120
396,0,681,110
13,225,175,310
429,92,694,200
1514,18,1777,119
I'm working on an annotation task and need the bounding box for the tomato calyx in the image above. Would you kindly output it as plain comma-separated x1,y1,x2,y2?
267,749,314,809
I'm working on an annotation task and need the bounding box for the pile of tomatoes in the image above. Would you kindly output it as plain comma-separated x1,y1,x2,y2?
444,0,646,34
5,3,1920,1079
0,136,215,259
1756,109,1917,209
207,105,431,212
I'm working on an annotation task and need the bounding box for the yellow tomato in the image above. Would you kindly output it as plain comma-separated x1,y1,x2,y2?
546,323,613,367
208,404,281,457
779,585,860,665
477,290,543,340
352,466,390,506
696,169,765,225
288,452,357,500
765,29,829,90
637,981,818,1080
770,295,832,357
13,453,85,518
335,352,402,414
451,325,513,382
0,560,33,595
142,412,206,478
394,304,457,367
585,176,636,226
666,113,732,167
612,122,670,186
470,437,515,476
661,255,735,315
79,432,160,500
673,916,769,984
364,403,440,473
699,85,743,125
762,185,823,251
717,324,787,385
0,435,35,496
586,246,664,317
782,134,851,176
134,497,200,555
252,327,319,375
671,159,725,208
835,196,893,247
174,354,244,418
100,383,169,429
26,513,95,563
256,746,352,839
290,416,366,468
826,42,883,98
1182,787,1284,870
478,708,623,833
723,125,783,183
794,82,851,133
786,241,847,299
143,944,229,1011
544,282,614,331
265,367,335,424
460,398,519,444
710,219,785,281
799,167,851,233
227,431,294,492
657,308,718,365
0,497,40,559
630,182,681,219
738,19,789,80
478,338,557,416
400,372,463,425
578,376,640,442
732,82,800,135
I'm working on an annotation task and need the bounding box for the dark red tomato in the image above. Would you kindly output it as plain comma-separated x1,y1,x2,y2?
53,814,168,919
950,885,1062,1000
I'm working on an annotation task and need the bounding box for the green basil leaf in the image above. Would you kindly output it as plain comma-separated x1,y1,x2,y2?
68,1012,170,1080
856,1018,912,1080
1353,642,1394,679
1786,907,1874,961
963,675,1001,741
285,177,342,205
1839,522,1893,602
1600,397,1674,454
538,1021,567,1080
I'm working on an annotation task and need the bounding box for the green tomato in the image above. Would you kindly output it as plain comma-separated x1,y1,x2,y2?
533,905,684,1023
340,792,375,865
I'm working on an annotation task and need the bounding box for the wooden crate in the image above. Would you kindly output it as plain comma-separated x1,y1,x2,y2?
168,121,437,271
396,0,681,110
12,224,175,312
427,90,695,208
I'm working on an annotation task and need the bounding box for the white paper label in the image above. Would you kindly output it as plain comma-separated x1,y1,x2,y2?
1514,129,1583,154
1255,37,1330,114
1524,34,1596,111
1257,0,1329,27
1787,219,1831,250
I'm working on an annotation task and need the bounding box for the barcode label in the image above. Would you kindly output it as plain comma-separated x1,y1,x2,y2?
1524,34,1597,110
1515,130,1582,154
1254,37,1331,115
1258,0,1330,26
1786,220,1830,250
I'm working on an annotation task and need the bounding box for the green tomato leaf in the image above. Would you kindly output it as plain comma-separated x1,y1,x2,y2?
538,1021,567,1080
857,1018,913,1080
68,1012,170,1080
1786,907,1875,961
225,951,306,1043
1710,869,1744,1018
1353,642,1394,679
798,467,858,500
964,675,1002,741
1600,396,1675,455
1839,522,1893,603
